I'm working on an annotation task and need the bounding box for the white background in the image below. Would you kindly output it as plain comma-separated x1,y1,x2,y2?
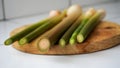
71,0,114,6
0,0,117,19
0,0,120,68
0,0,3,20
4,0,69,19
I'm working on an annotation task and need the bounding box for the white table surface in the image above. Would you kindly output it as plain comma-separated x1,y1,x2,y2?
0,1,120,68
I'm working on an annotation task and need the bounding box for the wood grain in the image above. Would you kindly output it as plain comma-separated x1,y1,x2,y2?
11,21,120,55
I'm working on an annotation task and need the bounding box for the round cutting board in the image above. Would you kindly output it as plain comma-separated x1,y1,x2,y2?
11,21,120,55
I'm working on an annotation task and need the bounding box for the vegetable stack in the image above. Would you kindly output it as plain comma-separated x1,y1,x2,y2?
4,9,66,45
4,4,106,52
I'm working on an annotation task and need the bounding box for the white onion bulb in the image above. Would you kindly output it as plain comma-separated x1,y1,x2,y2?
67,5,82,16
49,10,61,17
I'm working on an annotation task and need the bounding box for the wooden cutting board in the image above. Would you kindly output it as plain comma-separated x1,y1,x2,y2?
11,21,120,55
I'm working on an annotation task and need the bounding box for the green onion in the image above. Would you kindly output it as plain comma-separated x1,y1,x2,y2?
4,17,52,45
69,8,96,45
77,9,106,43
